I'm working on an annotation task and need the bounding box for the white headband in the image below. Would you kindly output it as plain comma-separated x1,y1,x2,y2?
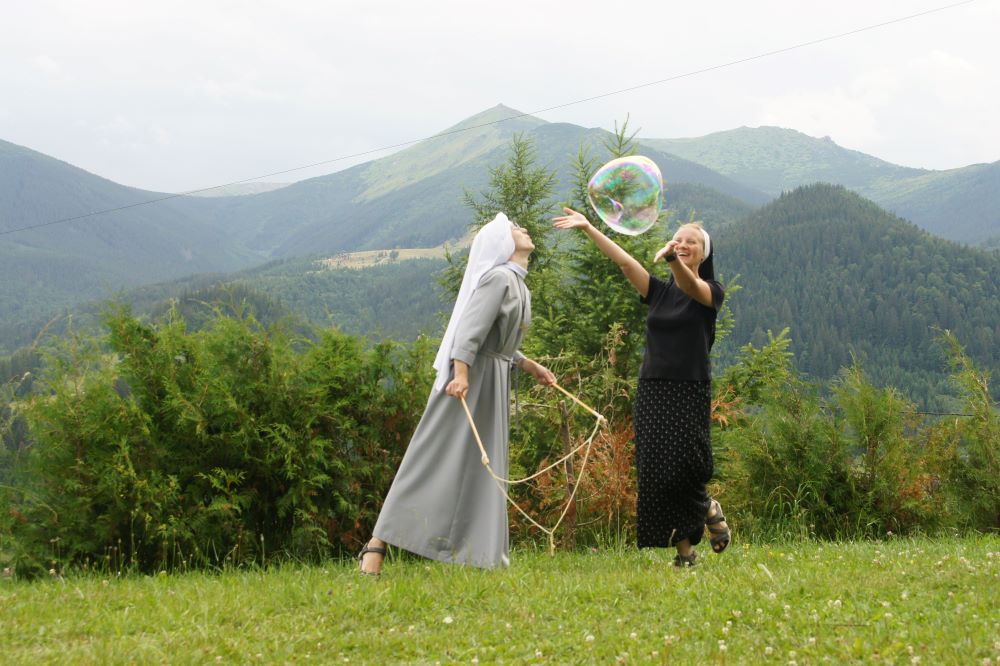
702,229,711,260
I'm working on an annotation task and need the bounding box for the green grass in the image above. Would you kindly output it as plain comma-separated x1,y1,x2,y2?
2,536,998,664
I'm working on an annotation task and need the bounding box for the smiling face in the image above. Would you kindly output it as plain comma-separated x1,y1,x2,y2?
672,225,705,270
511,221,534,254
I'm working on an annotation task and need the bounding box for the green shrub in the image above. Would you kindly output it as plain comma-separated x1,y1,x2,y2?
3,305,433,576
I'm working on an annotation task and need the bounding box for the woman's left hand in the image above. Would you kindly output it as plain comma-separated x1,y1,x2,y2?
654,239,679,263
521,359,556,386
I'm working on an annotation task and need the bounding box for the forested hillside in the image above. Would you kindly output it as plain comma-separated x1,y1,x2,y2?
720,183,1000,407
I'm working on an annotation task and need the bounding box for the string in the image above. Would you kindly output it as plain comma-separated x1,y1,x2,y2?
460,382,606,555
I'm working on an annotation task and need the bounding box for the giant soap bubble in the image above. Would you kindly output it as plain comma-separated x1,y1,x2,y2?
587,156,663,235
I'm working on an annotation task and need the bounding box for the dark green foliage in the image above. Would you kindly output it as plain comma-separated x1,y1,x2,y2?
715,330,997,540
1,305,434,575
721,183,1000,410
938,331,1000,530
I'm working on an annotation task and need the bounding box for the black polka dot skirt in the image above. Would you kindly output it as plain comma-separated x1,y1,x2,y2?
634,378,714,548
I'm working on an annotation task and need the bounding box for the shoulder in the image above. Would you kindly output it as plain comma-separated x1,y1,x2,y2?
477,266,515,288
641,273,668,304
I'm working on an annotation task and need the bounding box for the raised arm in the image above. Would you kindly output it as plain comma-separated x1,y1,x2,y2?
653,238,715,307
552,207,651,298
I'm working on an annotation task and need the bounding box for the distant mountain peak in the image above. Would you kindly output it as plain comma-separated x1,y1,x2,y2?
442,104,547,132
355,105,547,202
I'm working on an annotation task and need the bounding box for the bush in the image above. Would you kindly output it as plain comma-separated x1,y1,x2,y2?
2,305,433,576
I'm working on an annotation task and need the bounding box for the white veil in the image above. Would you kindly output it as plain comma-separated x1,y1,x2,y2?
432,212,515,390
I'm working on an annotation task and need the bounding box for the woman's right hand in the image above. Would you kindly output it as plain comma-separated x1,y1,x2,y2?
445,376,469,399
551,207,592,231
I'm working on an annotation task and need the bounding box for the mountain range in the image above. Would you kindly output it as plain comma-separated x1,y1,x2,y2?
2,105,999,366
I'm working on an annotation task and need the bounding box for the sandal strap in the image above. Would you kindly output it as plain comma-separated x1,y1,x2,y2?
358,544,387,560
708,525,729,535
706,499,726,525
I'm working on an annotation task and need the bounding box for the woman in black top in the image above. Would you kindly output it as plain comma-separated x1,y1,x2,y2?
553,207,730,566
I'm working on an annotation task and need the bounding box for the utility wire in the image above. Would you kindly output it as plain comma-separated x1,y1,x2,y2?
0,0,980,238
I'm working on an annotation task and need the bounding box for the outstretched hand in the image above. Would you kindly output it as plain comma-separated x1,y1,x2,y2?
551,207,592,231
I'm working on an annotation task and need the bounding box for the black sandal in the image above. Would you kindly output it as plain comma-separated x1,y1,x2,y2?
673,551,697,567
706,499,731,554
357,541,387,576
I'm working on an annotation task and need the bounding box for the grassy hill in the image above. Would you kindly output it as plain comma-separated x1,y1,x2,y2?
0,107,765,351
644,127,1000,244
207,106,768,260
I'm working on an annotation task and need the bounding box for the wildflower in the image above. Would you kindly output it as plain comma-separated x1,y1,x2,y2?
910,658,921,665
629,632,637,639
471,658,479,664
585,634,595,642
443,616,454,625
765,647,774,656
769,592,777,600
535,650,543,657
48,568,56,576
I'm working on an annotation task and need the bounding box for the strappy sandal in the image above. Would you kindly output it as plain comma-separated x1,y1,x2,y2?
673,551,697,568
357,541,387,576
706,499,731,554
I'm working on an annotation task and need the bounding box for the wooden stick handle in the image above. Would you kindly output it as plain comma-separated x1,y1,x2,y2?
551,383,606,422
460,396,490,466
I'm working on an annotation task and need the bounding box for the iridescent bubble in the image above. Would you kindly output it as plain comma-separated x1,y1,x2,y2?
586,156,663,235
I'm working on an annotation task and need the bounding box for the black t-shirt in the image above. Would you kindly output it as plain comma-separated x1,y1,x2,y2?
638,274,725,380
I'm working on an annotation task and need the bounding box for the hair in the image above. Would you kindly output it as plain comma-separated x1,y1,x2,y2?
676,221,706,250
674,220,715,281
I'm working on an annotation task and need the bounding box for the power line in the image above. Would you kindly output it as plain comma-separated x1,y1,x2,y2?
0,0,980,238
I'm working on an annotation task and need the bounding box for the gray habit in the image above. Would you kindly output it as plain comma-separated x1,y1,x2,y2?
373,266,530,568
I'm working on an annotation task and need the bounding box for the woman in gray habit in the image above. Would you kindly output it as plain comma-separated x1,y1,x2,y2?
358,212,555,574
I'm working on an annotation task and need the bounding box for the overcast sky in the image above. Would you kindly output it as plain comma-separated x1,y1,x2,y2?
3,0,997,193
